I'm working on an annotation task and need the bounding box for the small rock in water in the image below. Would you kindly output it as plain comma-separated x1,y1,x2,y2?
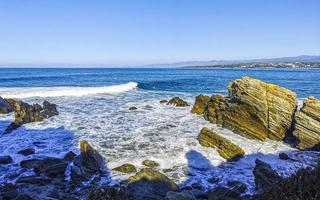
112,163,137,173
279,152,290,160
142,160,160,168
191,182,203,190
167,97,189,107
207,176,219,184
160,100,168,104
0,155,13,164
18,148,35,156
129,106,138,110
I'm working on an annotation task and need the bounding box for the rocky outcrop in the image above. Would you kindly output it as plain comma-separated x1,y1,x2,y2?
4,100,59,133
167,97,189,107
127,168,179,200
199,77,297,141
253,159,281,192
191,95,210,114
0,97,15,114
113,163,137,174
292,96,320,149
198,127,245,161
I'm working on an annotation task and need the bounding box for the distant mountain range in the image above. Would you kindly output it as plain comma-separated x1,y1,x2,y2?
150,55,320,67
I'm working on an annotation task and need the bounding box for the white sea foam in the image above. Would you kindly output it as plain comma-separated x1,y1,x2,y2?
0,82,138,98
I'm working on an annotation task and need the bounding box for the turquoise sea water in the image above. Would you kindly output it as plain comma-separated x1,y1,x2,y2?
0,67,319,193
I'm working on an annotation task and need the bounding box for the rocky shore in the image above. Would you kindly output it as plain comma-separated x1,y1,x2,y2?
1,76,320,200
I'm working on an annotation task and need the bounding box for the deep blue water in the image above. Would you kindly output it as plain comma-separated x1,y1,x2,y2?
0,68,319,98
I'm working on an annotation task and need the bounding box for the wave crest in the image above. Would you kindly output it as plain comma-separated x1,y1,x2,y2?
0,82,138,98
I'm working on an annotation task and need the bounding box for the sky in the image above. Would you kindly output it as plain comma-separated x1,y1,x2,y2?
0,0,319,67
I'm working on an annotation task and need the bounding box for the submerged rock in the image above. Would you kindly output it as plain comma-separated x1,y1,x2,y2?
142,160,160,168
201,77,297,141
292,96,320,150
198,127,245,161
191,94,210,115
167,97,189,107
253,159,281,192
18,148,35,156
127,168,179,200
0,155,13,164
113,163,137,174
278,152,290,160
0,97,14,114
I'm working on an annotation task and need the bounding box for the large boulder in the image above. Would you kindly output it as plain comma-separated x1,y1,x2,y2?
198,128,245,161
167,97,189,107
202,77,297,141
253,159,281,192
127,168,179,200
0,97,14,114
292,96,320,149
191,95,210,114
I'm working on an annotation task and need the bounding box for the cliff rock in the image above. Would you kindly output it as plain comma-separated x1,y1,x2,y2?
292,96,320,149
202,77,297,141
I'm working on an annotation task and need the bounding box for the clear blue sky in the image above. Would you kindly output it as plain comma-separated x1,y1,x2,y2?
0,0,319,66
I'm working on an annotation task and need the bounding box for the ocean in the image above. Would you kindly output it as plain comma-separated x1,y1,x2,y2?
0,68,319,193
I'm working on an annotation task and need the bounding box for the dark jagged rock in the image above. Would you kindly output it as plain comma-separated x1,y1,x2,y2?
112,163,137,174
127,168,179,200
227,181,247,194
167,97,189,107
0,96,14,114
253,159,281,192
165,190,196,200
16,176,53,185
0,183,19,199
70,141,105,187
63,151,77,161
0,155,13,164
4,100,59,134
142,160,160,168
76,140,104,173
18,148,35,156
197,77,297,141
292,96,320,149
198,127,245,161
191,94,210,115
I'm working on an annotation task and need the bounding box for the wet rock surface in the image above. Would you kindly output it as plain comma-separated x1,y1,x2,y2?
198,127,245,161
142,160,160,168
0,155,13,164
0,97,15,114
18,148,35,156
292,96,320,150
113,163,137,174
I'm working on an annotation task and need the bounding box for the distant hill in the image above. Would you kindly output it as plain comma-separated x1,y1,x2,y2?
150,55,320,67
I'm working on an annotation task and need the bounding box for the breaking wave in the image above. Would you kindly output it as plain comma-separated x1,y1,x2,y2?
0,82,138,98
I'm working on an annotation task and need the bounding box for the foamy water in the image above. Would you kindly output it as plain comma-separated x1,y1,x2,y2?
0,84,319,193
